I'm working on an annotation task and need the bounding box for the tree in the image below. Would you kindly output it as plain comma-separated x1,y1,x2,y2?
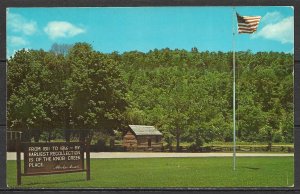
7,49,66,142
66,43,128,140
7,46,293,146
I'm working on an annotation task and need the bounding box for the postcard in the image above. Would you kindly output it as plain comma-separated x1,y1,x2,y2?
6,6,294,188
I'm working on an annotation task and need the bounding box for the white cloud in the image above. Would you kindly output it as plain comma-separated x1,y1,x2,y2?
8,13,37,35
260,11,283,24
44,21,85,39
8,36,29,47
252,16,294,44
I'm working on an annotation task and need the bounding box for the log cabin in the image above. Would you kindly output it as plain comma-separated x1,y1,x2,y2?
123,125,163,151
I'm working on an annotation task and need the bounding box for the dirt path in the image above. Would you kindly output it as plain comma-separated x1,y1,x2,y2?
6,152,294,160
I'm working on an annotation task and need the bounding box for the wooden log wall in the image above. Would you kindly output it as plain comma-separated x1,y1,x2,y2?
136,136,163,151
123,131,163,151
122,131,138,151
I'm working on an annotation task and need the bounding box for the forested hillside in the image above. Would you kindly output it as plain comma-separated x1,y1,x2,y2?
7,43,293,150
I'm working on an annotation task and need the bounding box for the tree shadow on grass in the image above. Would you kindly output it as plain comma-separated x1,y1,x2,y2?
22,176,87,187
240,166,260,170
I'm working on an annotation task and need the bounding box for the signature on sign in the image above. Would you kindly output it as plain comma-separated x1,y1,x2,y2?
53,164,80,170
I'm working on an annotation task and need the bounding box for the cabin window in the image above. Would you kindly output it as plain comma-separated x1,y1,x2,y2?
148,139,151,147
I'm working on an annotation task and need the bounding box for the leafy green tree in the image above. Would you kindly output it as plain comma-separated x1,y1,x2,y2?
7,49,66,141
7,45,293,147
66,43,128,140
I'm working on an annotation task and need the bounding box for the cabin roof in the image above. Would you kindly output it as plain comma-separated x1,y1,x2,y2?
129,125,162,136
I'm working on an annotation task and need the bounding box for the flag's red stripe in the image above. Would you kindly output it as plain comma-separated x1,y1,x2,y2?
238,26,258,30
238,22,259,27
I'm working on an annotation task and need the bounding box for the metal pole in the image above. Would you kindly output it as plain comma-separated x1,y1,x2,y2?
232,7,236,171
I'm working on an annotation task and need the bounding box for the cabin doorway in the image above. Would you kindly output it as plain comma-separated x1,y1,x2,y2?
148,139,151,147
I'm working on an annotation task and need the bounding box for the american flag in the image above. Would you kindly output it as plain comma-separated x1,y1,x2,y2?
236,13,261,34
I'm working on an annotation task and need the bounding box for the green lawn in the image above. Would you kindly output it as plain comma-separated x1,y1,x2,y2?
7,157,294,188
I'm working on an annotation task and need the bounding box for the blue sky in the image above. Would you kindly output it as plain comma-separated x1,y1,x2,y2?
7,6,294,57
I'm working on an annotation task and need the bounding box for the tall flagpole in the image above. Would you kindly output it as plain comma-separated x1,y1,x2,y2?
232,7,236,171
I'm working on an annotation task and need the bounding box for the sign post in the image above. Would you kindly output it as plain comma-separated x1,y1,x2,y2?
16,139,21,185
86,141,90,180
16,141,90,185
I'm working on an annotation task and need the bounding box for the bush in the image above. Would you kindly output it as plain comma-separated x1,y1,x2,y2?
93,139,107,151
188,143,201,152
272,130,283,143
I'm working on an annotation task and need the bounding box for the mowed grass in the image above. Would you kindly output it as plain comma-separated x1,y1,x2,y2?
7,157,294,188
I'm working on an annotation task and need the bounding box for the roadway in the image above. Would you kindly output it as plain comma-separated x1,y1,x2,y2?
6,152,294,160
